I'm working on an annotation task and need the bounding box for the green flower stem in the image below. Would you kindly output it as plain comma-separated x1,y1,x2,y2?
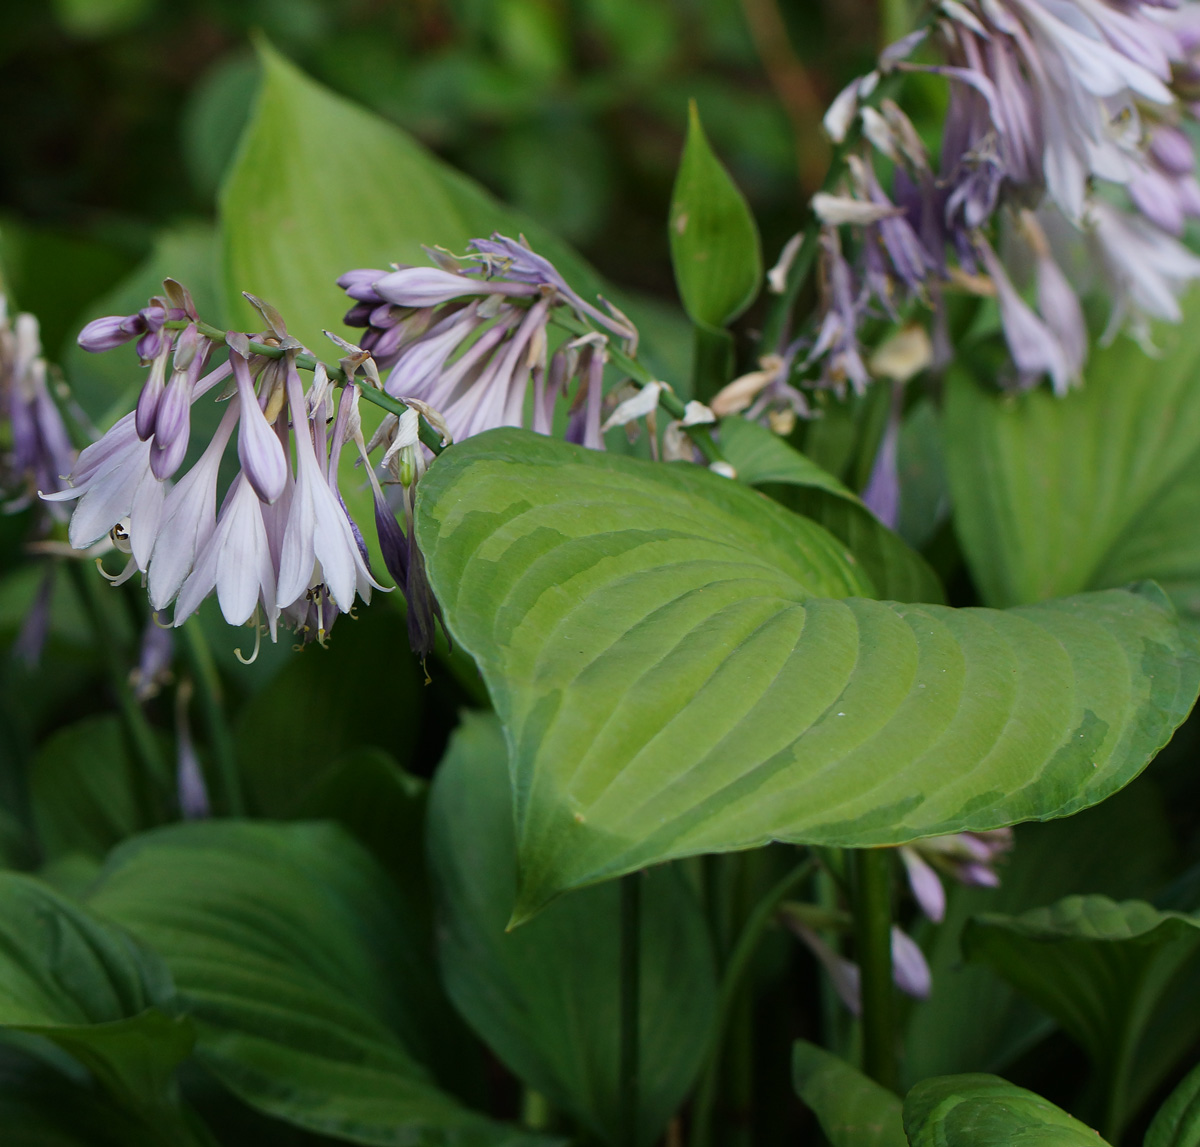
692,325,736,406
180,619,245,817
164,319,446,456
619,872,642,1147
66,561,171,815
851,847,898,1090
690,856,817,1147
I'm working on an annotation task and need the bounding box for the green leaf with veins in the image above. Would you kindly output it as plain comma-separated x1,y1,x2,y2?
944,293,1200,613
0,873,200,1142
415,428,1200,919
964,895,1200,1139
719,415,944,604
89,821,556,1147
903,1075,1111,1146
428,711,716,1147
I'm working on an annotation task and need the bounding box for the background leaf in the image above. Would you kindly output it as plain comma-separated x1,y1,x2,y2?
791,1041,905,1147
668,101,762,328
0,873,197,1138
963,895,1200,1138
416,429,1200,916
30,714,151,862
234,608,420,816
88,821,541,1147
902,780,1176,1086
903,1075,1111,1146
1146,1059,1200,1147
944,296,1200,611
427,711,716,1147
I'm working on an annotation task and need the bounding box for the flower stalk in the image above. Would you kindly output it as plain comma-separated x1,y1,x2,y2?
851,847,898,1090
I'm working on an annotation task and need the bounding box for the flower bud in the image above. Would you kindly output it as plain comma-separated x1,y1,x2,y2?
78,313,145,353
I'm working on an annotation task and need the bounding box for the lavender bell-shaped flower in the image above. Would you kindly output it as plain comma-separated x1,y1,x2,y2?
899,828,1014,924
174,471,278,636
275,353,380,631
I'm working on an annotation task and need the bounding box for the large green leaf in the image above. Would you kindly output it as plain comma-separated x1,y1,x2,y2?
220,40,685,376
0,873,199,1141
719,415,944,604
791,1041,905,1147
902,779,1176,1087
963,896,1200,1138
427,711,716,1147
88,821,547,1147
415,429,1200,917
668,101,762,329
903,1075,1111,1146
1147,1060,1200,1147
944,298,1200,611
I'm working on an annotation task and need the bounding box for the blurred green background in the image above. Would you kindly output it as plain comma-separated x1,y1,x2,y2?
0,0,884,362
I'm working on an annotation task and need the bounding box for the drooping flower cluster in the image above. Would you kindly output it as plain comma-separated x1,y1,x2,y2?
338,234,637,448
47,236,648,657
800,0,1200,399
50,292,381,652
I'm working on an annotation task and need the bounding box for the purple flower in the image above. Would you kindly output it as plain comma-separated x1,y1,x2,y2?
1,303,76,515
337,234,640,446
900,829,1014,923
275,357,380,627
174,472,278,633
783,912,933,1013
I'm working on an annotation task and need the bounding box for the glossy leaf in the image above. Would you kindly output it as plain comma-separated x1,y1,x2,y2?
31,714,149,861
719,415,944,604
415,429,1200,917
944,299,1200,611
1146,1059,1200,1147
963,896,1200,1138
791,1041,905,1147
88,821,547,1147
0,873,197,1136
903,1075,1111,1146
668,101,762,328
428,711,716,1147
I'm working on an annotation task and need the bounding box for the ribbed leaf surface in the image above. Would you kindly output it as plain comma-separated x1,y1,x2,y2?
904,1075,1110,1146
416,430,1200,917
945,299,1200,611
